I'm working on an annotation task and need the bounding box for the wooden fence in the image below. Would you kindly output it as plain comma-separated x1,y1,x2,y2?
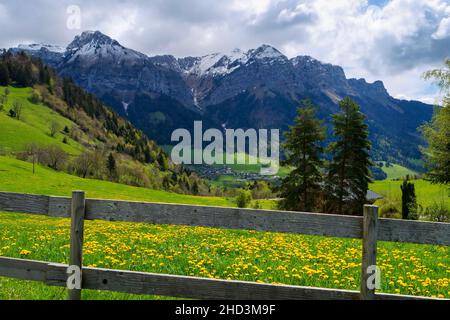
0,191,449,300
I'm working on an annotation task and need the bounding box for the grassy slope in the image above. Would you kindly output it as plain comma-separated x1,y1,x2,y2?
378,162,418,180
0,156,235,207
370,179,449,208
0,86,83,155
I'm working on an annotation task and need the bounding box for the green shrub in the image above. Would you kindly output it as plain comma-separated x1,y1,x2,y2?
235,189,252,208
424,202,450,222
252,200,262,209
379,199,401,218
29,91,41,104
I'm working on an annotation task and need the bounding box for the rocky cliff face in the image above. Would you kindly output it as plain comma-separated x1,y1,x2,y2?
13,31,433,168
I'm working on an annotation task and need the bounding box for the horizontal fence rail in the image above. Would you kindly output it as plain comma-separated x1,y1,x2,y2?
0,191,449,301
0,191,449,246
0,257,435,300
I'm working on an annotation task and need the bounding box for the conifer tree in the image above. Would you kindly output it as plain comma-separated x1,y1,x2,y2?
107,153,117,179
0,62,10,86
325,97,372,215
401,179,418,220
279,101,325,212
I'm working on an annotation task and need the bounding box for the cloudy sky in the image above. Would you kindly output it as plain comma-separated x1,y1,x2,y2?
0,0,448,103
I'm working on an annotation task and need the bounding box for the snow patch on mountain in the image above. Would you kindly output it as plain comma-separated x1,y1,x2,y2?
180,45,286,77
248,44,286,61
122,101,130,115
182,49,245,76
18,43,66,53
64,31,146,63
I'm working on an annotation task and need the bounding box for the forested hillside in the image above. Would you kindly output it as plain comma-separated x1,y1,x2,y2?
0,51,210,195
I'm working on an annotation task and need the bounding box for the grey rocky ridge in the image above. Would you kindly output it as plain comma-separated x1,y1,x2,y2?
12,31,434,170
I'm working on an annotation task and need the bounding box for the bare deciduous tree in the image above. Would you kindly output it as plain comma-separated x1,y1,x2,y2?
17,142,44,174
73,151,96,178
12,100,22,120
50,121,61,137
42,145,68,171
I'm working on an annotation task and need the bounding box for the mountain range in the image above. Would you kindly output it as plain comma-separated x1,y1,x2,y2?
11,31,434,170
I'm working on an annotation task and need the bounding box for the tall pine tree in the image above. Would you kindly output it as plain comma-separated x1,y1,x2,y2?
325,97,372,215
279,101,325,212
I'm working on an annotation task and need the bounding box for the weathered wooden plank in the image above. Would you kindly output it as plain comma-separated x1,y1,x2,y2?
46,265,361,300
0,257,440,300
1,192,449,246
48,196,71,217
378,218,450,246
0,192,49,215
360,205,378,300
0,256,51,282
85,199,363,239
68,191,86,300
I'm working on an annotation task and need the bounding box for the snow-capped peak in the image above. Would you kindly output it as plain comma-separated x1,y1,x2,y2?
64,30,146,64
67,30,120,51
180,45,287,77
291,55,321,66
179,50,242,76
17,43,66,53
248,44,286,60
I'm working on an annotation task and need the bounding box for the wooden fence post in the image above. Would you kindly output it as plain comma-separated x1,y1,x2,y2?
68,191,86,300
360,205,378,300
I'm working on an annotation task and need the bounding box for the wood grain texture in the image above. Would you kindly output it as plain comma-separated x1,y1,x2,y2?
48,196,71,217
0,192,49,215
360,205,378,300
0,256,52,282
85,198,363,239
45,264,362,300
68,191,85,300
378,218,450,246
0,257,440,300
0,192,449,245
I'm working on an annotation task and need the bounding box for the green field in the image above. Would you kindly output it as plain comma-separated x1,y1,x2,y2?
0,86,83,155
0,156,235,207
0,157,449,300
371,179,449,209
0,211,448,300
378,162,418,180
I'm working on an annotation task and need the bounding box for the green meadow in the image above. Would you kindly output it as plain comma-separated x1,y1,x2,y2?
0,156,449,300
378,162,418,180
371,179,449,208
0,86,82,155
0,156,235,207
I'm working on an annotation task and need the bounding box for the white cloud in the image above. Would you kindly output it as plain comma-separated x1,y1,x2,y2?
268,0,449,102
433,16,450,39
0,0,448,103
